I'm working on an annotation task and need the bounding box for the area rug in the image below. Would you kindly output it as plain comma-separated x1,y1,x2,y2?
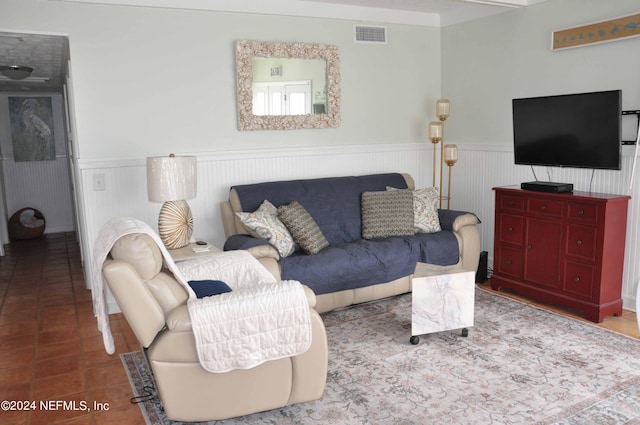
121,288,640,425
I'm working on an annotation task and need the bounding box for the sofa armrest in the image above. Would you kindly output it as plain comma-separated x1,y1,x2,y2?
224,234,273,253
224,234,282,280
224,234,280,261
438,209,480,232
438,210,481,274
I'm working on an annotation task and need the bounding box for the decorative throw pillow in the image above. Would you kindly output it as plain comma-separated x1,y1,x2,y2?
187,280,232,298
413,187,441,233
387,186,441,234
277,201,329,255
361,190,415,239
235,200,296,257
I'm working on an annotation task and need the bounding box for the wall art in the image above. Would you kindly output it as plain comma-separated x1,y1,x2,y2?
9,96,55,161
552,12,640,50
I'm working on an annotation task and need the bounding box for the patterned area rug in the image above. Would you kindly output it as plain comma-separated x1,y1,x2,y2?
121,288,640,425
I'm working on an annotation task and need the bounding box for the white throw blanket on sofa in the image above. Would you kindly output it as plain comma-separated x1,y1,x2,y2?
92,217,311,373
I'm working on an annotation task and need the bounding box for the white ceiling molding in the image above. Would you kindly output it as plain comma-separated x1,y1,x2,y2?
50,0,441,26
461,0,547,6
50,0,549,26
461,0,523,7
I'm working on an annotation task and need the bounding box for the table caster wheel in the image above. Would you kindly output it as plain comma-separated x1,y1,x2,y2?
461,328,469,337
410,336,420,345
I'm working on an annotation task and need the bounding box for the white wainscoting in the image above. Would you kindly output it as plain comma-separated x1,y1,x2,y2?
2,155,75,234
78,142,639,313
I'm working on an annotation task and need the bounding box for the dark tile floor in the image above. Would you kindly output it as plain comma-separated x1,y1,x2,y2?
0,233,145,425
1,233,637,424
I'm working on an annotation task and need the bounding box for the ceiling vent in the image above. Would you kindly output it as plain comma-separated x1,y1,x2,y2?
354,25,387,44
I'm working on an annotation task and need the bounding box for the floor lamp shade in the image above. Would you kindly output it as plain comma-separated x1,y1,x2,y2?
147,155,197,249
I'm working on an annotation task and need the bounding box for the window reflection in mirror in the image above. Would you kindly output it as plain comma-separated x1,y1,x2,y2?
251,58,327,116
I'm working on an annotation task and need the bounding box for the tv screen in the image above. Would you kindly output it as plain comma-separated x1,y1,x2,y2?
512,90,622,170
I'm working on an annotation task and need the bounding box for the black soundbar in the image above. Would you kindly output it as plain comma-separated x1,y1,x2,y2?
521,181,573,193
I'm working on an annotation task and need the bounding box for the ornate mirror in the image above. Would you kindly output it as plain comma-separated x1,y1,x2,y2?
236,40,341,131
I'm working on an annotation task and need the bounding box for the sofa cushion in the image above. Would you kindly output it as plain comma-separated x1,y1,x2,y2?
232,173,409,245
235,200,296,257
361,190,414,239
280,231,459,295
277,201,329,255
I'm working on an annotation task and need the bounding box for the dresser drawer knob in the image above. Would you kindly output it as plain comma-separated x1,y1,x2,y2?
540,205,547,211
574,276,580,283
578,210,584,215
509,201,514,206
506,259,512,265
576,240,583,246
527,244,532,250
507,227,513,232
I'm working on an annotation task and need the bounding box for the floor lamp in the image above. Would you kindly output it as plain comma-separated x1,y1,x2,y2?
428,121,443,191
147,154,197,249
444,144,458,210
427,99,451,209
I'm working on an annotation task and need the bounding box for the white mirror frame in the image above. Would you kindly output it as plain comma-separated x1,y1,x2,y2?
236,40,341,131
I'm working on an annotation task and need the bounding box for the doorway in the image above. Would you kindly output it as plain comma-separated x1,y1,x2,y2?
0,31,77,255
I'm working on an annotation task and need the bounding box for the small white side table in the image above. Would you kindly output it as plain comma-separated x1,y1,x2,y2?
410,263,475,345
168,243,221,263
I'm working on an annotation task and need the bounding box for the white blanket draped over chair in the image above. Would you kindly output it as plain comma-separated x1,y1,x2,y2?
92,217,312,373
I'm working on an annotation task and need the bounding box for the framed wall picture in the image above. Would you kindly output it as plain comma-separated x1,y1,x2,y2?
9,96,56,161
552,12,640,51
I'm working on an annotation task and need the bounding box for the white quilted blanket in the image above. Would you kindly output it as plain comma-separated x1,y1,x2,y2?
176,253,312,373
93,217,312,373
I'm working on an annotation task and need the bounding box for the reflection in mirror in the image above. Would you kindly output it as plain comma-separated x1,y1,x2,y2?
236,40,340,131
251,58,326,116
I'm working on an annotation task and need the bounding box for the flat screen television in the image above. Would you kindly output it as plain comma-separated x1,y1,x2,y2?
512,90,622,170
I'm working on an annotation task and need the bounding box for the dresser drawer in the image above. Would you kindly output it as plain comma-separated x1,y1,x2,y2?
568,202,599,223
499,195,525,211
563,261,594,299
527,198,563,217
495,245,523,278
498,214,523,245
565,225,597,262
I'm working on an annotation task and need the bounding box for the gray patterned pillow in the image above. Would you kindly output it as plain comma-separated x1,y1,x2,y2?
235,200,296,257
387,186,441,234
277,201,329,255
361,190,415,239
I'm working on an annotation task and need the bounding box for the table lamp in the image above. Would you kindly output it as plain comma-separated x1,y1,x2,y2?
147,154,197,249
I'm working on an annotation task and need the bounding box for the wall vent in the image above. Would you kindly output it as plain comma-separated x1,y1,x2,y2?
354,25,387,44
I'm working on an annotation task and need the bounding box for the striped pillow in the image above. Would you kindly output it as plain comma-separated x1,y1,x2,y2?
278,201,329,255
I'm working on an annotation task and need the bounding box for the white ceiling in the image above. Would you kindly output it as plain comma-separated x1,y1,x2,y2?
0,0,548,93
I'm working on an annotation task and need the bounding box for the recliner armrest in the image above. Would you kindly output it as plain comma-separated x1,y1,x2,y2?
166,305,192,333
438,209,480,232
246,244,280,261
224,234,277,256
451,213,480,233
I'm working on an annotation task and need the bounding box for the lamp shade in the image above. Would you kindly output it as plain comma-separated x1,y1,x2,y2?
428,121,443,140
147,155,197,202
436,99,450,120
444,144,458,165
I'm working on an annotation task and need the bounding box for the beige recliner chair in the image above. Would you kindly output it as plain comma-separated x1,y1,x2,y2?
102,233,328,422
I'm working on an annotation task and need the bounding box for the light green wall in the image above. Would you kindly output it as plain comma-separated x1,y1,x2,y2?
442,0,640,145
0,0,441,159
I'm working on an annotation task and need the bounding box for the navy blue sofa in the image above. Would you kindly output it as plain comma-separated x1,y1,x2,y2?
220,173,480,313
